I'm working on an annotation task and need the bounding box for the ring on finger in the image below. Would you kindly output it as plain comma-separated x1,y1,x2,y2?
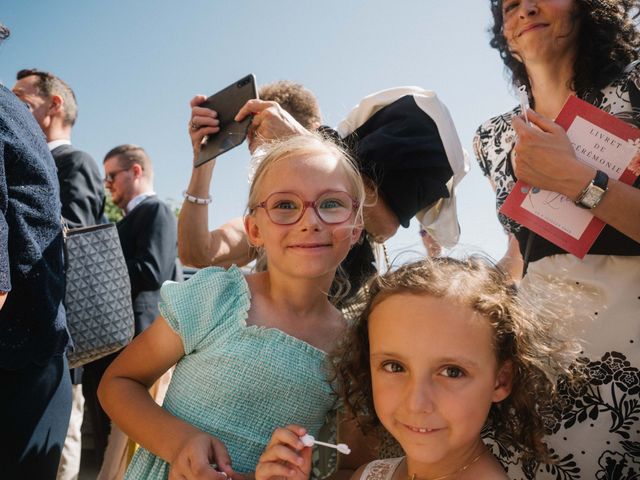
190,121,198,131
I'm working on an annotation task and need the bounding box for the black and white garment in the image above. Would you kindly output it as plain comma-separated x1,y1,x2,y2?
332,87,469,300
474,63,640,480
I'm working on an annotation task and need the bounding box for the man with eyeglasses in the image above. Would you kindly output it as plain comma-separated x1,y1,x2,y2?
12,68,105,480
101,144,178,335
83,144,178,470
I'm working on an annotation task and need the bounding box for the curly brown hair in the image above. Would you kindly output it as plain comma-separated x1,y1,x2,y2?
333,256,580,463
488,0,640,99
0,22,9,41
258,80,322,130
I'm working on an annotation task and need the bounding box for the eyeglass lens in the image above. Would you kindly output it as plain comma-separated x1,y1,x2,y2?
264,192,354,225
104,169,126,183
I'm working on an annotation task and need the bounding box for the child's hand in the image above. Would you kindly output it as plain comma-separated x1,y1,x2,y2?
255,425,312,480
168,432,234,480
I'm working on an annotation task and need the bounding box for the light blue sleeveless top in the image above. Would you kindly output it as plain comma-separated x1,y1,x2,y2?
125,266,335,479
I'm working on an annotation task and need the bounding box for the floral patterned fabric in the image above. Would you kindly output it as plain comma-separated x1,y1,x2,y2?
474,61,640,235
474,65,640,479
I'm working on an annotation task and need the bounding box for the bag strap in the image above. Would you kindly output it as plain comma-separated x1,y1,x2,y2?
61,216,68,240
60,217,70,276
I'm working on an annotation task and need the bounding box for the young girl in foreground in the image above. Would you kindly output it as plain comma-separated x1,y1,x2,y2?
98,133,364,479
258,257,579,480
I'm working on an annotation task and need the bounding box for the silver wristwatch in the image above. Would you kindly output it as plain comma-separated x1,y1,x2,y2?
575,170,609,209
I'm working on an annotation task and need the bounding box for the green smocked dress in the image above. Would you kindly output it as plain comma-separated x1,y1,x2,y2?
125,266,335,479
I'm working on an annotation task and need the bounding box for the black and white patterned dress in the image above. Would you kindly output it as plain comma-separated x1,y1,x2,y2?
474,64,640,480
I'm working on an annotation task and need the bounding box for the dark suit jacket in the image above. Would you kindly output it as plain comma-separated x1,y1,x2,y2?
51,144,105,229
116,195,178,334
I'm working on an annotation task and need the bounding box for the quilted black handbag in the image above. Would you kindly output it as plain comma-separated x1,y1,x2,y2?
63,222,134,368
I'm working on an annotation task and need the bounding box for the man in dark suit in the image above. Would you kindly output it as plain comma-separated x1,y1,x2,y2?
12,69,104,229
12,68,105,479
84,144,178,466
103,144,178,334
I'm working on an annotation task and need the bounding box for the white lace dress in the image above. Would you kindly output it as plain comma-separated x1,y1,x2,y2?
358,458,403,480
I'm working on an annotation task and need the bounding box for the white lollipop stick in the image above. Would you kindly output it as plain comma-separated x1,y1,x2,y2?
299,434,351,455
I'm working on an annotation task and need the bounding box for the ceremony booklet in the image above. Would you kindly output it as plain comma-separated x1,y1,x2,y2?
500,95,640,258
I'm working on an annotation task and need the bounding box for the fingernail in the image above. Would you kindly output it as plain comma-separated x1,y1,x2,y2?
297,457,303,466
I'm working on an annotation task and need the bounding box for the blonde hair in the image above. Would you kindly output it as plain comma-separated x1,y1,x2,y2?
334,256,582,463
248,133,364,212
246,133,365,302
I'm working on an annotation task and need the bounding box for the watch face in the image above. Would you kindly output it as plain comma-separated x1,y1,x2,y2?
580,185,606,208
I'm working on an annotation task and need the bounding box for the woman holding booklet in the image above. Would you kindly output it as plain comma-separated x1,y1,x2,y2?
474,0,640,478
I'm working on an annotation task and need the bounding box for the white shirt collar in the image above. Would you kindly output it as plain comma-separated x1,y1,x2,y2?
47,139,71,151
124,192,156,215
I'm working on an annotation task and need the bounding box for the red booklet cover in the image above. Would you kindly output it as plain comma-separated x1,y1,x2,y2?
500,95,640,258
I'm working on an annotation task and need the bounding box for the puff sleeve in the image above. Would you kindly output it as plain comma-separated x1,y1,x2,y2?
159,266,249,354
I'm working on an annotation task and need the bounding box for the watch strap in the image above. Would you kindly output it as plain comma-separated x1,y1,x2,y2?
591,169,609,190
575,170,609,209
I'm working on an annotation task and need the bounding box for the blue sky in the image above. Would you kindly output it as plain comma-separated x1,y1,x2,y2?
1,1,519,263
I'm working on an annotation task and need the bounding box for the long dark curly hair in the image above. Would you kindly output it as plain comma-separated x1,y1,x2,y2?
333,256,581,463
489,0,640,98
0,23,9,41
